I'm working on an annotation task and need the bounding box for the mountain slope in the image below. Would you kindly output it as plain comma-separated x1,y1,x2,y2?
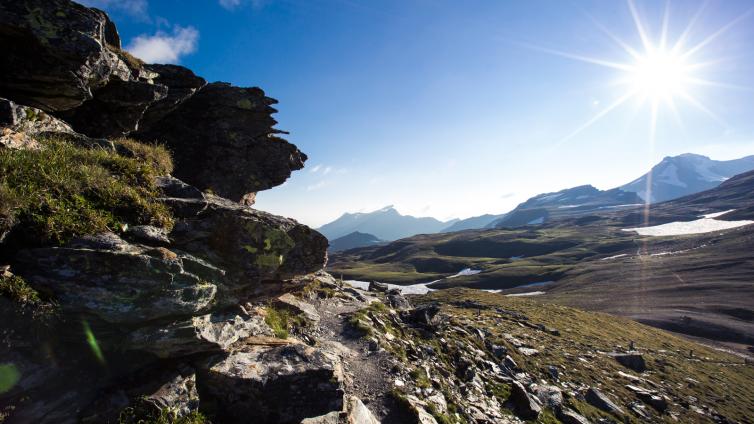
490,185,642,228
328,231,384,252
441,213,505,232
317,206,455,241
619,153,754,203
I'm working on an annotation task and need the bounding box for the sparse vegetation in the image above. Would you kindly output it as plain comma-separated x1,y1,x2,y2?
0,136,173,247
0,274,40,305
264,304,306,339
117,407,209,424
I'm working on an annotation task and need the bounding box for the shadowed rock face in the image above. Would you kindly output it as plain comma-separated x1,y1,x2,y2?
0,0,129,111
199,344,344,424
136,82,307,200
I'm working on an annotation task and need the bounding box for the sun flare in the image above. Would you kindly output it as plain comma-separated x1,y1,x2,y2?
629,49,690,101
537,0,752,145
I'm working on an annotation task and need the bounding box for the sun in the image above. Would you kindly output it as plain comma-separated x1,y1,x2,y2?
629,49,690,101
530,0,752,145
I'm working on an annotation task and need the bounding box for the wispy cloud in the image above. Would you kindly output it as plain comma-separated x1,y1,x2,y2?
309,164,322,173
322,166,333,175
126,25,199,64
306,180,328,191
218,0,269,10
77,0,149,19
500,192,516,199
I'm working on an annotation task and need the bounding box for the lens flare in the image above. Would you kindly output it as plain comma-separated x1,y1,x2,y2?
82,320,106,364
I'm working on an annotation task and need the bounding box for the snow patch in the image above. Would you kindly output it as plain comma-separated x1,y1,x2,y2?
657,163,687,187
344,280,433,295
448,268,481,278
506,291,546,297
701,209,735,219
623,216,754,236
601,253,628,261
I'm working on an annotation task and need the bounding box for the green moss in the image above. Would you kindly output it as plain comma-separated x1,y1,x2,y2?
0,275,40,305
0,136,173,247
236,99,253,109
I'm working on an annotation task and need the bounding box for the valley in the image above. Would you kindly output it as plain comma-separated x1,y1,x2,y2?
329,171,754,355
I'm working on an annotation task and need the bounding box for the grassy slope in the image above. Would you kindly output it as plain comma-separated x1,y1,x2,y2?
0,136,173,248
417,288,754,423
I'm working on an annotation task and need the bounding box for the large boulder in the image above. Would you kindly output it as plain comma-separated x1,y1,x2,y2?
509,381,541,420
135,82,307,200
13,233,221,324
197,344,345,424
0,0,131,111
166,193,328,301
585,387,624,416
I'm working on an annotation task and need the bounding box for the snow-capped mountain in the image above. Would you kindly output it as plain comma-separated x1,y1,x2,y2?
317,206,456,241
619,153,754,203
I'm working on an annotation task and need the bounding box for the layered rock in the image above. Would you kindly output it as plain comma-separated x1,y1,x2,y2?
135,82,307,200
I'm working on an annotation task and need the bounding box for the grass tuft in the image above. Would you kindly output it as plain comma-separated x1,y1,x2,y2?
0,136,173,247
264,304,307,339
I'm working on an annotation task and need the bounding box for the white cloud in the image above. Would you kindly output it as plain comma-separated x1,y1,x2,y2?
322,166,333,175
309,164,322,173
77,0,148,18
126,25,199,64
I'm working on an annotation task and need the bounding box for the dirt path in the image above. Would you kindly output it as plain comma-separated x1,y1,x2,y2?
313,293,415,422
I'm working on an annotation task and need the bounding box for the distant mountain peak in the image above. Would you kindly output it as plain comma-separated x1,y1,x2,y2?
620,153,754,203
317,206,454,241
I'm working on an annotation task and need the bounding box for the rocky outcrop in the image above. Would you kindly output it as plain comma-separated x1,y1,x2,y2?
135,82,307,200
0,1,330,421
0,0,304,197
0,0,130,111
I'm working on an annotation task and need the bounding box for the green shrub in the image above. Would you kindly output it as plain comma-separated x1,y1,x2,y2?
0,136,173,246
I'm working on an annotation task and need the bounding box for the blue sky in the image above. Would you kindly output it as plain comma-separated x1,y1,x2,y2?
82,0,754,227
